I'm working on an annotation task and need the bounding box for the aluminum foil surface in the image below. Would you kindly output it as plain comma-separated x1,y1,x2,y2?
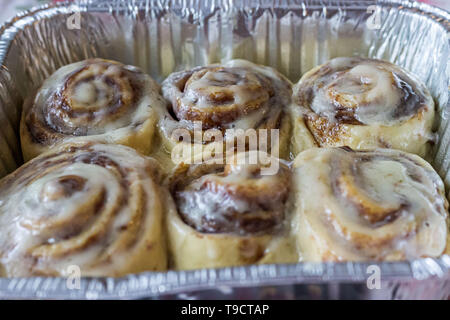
0,0,448,299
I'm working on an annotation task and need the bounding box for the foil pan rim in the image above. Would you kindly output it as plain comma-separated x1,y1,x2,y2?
0,256,449,299
0,0,449,67
0,0,448,299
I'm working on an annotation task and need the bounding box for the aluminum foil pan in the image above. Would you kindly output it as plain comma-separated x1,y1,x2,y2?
0,0,449,299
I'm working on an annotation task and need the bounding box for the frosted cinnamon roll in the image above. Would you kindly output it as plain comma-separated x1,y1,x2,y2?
290,57,435,157
167,151,297,270
292,147,449,262
0,142,168,277
20,58,165,161
158,60,292,166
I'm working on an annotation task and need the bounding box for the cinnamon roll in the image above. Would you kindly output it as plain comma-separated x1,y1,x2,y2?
290,57,435,158
158,59,292,166
0,142,168,277
20,58,165,161
292,147,449,262
167,151,297,270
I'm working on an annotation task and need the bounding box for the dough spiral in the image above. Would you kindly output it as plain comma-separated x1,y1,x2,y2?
0,142,168,277
290,57,435,157
20,58,165,161
158,59,292,165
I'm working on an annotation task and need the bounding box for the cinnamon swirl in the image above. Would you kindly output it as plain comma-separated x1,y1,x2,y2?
0,142,168,277
20,58,165,161
292,147,449,262
166,151,297,270
158,59,292,166
290,57,435,158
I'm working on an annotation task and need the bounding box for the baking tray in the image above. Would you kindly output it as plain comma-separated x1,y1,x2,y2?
0,0,448,299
